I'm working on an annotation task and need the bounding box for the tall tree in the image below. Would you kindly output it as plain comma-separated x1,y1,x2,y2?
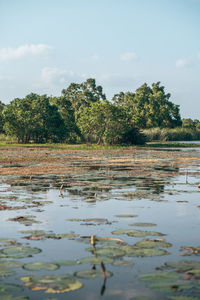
61,78,106,119
3,94,67,143
112,82,182,128
50,96,81,142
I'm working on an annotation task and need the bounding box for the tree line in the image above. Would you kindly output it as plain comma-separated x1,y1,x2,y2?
0,78,198,144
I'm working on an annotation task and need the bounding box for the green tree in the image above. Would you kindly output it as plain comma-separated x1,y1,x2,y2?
50,96,81,142
77,101,145,145
0,100,5,133
3,94,67,143
62,78,106,119
112,82,182,128
182,118,200,129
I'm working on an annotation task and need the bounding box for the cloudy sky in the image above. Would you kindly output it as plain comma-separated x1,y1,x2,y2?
0,0,200,118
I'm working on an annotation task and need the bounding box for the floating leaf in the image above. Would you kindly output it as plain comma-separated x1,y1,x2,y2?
0,284,22,293
139,271,181,282
78,235,126,246
135,239,172,248
164,260,200,272
0,261,23,269
180,246,200,256
56,260,77,266
68,218,109,223
21,274,83,293
0,238,17,247
0,296,28,300
130,223,157,227
21,230,78,240
0,269,15,277
77,256,114,265
86,245,126,258
123,246,170,257
23,262,59,271
168,297,200,300
115,215,138,218
130,297,157,300
8,215,41,226
112,260,133,266
112,229,165,237
0,246,41,259
74,269,113,279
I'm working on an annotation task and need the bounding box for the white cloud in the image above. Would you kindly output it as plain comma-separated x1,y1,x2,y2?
41,67,86,85
175,57,192,68
0,44,52,60
120,51,137,61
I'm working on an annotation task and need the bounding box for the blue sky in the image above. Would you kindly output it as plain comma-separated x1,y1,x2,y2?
0,0,200,118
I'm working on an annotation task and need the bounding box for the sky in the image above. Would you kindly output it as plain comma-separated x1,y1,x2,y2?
0,0,200,118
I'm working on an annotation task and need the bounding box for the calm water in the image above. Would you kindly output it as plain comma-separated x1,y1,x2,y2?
0,147,200,300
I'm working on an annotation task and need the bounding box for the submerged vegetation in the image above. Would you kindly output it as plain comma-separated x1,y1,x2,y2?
1,78,199,145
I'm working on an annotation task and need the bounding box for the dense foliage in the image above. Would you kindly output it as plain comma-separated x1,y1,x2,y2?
113,82,182,128
0,78,198,144
3,94,67,143
77,101,145,145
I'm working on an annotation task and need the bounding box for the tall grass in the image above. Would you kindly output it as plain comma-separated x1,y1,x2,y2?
143,127,200,142
0,134,17,144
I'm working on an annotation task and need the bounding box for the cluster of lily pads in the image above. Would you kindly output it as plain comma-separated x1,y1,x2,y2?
139,260,200,299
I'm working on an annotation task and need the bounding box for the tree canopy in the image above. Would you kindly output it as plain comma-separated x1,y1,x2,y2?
113,82,182,128
0,79,188,145
77,101,145,145
61,78,106,120
3,94,67,143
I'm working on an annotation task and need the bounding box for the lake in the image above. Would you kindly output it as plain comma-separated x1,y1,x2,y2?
0,146,200,300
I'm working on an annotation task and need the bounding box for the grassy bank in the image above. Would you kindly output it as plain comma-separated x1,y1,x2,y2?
0,133,200,150
142,127,200,142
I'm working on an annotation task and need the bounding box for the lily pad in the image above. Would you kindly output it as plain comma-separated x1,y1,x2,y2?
21,230,78,240
0,284,22,293
23,262,59,271
56,260,77,266
112,229,165,237
74,269,113,279
0,296,28,300
8,216,41,226
0,261,23,269
115,214,138,218
21,274,83,293
180,246,200,256
0,238,17,247
0,269,15,277
130,223,157,227
21,230,46,236
78,235,126,246
0,246,41,259
123,246,170,257
112,260,133,266
86,245,126,258
139,271,181,282
68,218,109,223
135,239,172,248
130,297,157,300
77,256,114,265
164,260,200,272
168,297,200,300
